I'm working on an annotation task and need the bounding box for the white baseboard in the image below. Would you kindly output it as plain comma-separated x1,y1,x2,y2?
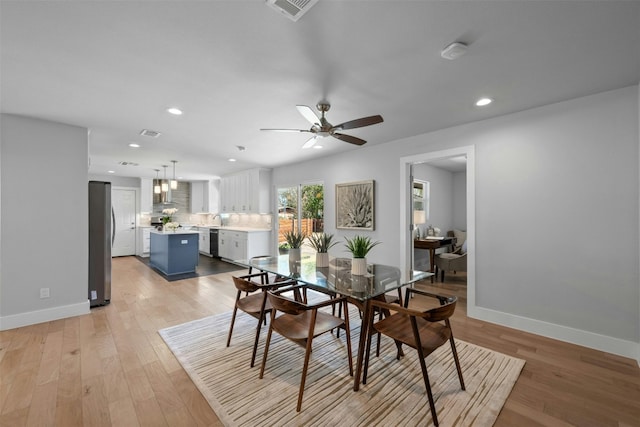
0,301,90,331
468,305,640,366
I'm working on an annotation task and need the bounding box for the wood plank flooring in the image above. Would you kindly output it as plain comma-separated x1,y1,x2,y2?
1,257,638,426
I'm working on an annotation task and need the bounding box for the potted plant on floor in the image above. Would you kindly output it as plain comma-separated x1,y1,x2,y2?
344,235,381,275
284,230,306,262
307,233,338,268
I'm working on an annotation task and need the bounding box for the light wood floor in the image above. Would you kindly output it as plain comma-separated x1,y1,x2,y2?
1,256,639,426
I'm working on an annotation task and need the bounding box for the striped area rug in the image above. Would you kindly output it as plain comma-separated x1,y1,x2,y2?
159,308,524,426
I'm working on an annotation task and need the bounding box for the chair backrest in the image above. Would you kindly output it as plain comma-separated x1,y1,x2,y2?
232,276,261,293
423,296,457,323
267,291,306,316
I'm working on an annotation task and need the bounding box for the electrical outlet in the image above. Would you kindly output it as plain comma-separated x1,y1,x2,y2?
40,288,50,298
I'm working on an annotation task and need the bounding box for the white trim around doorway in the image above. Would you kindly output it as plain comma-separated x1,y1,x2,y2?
399,145,476,311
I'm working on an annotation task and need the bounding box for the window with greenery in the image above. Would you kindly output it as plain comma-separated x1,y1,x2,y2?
277,183,324,253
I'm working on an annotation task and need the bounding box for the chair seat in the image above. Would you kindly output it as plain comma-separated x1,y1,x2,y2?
438,253,462,260
272,311,345,341
237,292,271,315
374,314,452,356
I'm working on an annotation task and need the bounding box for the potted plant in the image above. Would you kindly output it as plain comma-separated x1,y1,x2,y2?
284,230,306,261
307,233,338,268
278,242,291,255
344,235,381,275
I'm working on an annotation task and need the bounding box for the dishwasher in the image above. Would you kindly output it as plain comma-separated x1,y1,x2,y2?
209,228,219,258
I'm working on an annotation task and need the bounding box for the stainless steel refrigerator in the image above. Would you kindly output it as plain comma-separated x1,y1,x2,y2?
89,180,112,307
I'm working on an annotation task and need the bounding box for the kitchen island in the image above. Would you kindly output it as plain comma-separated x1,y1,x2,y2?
149,230,200,277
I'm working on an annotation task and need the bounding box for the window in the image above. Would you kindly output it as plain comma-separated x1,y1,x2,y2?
412,179,430,224
277,183,324,254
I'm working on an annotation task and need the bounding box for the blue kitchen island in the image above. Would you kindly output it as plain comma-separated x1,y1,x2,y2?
149,230,199,277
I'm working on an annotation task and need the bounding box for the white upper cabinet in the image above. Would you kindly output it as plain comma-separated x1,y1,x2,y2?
220,168,271,213
190,179,220,213
140,178,153,213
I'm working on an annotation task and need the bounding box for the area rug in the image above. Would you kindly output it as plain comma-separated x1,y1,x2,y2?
159,309,525,426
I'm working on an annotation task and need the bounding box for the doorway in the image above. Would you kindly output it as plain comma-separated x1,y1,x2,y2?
276,182,325,255
112,187,137,257
400,146,475,312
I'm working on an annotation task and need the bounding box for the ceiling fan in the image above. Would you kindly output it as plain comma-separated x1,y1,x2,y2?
260,102,383,149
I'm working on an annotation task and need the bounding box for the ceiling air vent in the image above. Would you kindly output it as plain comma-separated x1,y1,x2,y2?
139,129,161,138
265,0,319,22
118,161,139,166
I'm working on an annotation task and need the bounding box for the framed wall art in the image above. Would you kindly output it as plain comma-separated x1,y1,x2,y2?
336,180,375,230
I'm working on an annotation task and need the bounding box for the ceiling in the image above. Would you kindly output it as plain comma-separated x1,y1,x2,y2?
2,1,639,181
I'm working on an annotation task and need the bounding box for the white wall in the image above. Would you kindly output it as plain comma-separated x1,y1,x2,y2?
0,114,90,329
452,171,467,230
273,85,639,360
413,163,454,236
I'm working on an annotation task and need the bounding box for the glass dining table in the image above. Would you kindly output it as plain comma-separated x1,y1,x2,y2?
235,254,431,391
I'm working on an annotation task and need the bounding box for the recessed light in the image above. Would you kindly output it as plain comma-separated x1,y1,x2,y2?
167,107,183,115
313,145,323,149
128,143,140,148
108,170,115,174
475,98,493,107
228,158,236,162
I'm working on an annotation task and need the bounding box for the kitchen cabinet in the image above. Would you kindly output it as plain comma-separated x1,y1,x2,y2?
219,229,270,261
137,227,152,257
198,227,211,256
140,178,153,213
220,168,271,213
191,179,220,213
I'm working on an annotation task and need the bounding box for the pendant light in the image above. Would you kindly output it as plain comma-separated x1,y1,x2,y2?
153,169,161,194
170,160,178,190
161,165,169,192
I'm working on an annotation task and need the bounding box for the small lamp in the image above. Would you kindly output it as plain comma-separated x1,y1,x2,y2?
170,160,178,190
161,165,169,192
153,169,161,194
413,210,426,239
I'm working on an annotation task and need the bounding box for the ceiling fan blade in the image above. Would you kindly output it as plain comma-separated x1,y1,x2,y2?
301,136,317,149
333,115,383,131
296,105,320,125
333,132,367,146
260,128,309,133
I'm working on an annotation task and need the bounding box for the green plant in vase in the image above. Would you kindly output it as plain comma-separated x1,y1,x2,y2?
307,233,338,267
344,235,381,275
284,230,306,261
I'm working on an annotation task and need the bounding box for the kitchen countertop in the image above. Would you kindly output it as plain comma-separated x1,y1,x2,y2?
150,229,200,235
194,226,271,232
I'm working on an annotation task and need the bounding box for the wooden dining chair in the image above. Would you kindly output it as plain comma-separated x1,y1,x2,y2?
226,272,295,367
363,289,465,427
259,285,353,412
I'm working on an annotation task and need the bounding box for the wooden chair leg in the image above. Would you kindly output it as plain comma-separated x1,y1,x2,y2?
363,321,374,385
226,294,241,347
296,311,317,412
449,336,465,390
417,355,439,427
340,300,353,376
440,270,445,282
259,312,275,379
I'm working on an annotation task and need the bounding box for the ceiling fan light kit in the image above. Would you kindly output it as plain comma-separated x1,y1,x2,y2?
261,102,383,149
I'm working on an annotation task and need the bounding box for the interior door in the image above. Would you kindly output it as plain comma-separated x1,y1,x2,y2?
112,188,137,257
